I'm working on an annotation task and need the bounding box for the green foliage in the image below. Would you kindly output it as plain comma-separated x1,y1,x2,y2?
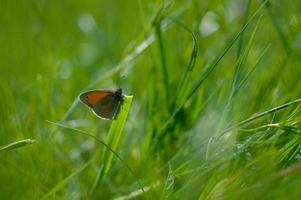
1,0,301,199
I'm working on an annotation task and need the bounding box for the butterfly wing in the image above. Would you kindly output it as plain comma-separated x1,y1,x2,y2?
79,90,112,108
92,94,121,119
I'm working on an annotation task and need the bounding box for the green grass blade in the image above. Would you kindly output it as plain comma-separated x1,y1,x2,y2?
90,95,144,195
155,23,170,109
238,99,301,127
153,1,172,105
102,95,133,175
0,139,36,151
169,17,198,106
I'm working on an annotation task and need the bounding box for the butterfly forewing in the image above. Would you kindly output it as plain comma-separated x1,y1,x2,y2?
79,90,112,108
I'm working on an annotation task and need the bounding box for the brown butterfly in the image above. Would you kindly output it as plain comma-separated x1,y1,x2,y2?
79,88,123,120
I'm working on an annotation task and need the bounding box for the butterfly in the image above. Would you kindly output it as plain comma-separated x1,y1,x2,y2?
79,88,123,120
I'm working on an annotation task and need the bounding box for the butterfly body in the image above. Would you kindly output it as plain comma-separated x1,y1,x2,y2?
79,88,123,120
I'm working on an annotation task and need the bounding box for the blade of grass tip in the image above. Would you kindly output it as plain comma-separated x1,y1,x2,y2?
41,160,92,200
0,139,36,151
156,0,270,143
90,95,144,195
167,17,198,106
46,117,145,195
222,98,301,134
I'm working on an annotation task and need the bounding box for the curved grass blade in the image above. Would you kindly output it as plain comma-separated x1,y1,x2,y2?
0,139,36,151
167,17,198,106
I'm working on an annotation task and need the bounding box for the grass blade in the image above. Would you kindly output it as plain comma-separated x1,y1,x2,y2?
0,139,36,151
155,23,170,109
169,17,199,106
90,95,144,195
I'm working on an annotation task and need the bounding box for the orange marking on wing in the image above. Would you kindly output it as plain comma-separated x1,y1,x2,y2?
86,91,111,106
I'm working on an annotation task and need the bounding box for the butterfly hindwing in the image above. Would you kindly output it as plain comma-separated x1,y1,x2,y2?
92,94,120,119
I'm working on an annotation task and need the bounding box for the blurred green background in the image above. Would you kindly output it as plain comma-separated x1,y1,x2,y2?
1,0,301,199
